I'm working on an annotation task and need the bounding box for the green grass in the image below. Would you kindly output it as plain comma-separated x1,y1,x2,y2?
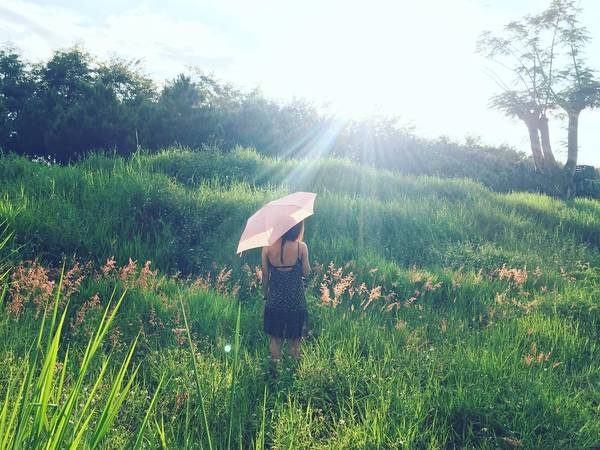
0,147,599,448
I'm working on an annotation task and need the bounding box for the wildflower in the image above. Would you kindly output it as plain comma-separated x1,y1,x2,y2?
320,283,331,305
361,286,381,310
8,260,54,317
71,293,101,330
62,261,85,298
498,264,528,288
395,320,407,331
231,282,241,298
357,282,368,296
109,327,121,347
451,277,462,290
101,257,117,276
148,305,164,328
254,265,263,284
138,260,158,289
409,265,423,283
216,267,232,294
501,437,523,447
172,327,187,346
423,278,433,291
332,273,354,306
118,258,138,283
194,274,210,291
327,262,343,281
559,267,576,282
386,301,401,312
539,351,552,363
175,391,189,411
423,277,443,292
404,296,417,308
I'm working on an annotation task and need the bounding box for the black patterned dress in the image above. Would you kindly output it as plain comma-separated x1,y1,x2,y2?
264,243,308,339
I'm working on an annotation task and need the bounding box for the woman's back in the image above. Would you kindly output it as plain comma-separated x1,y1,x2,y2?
267,240,301,269
267,240,310,275
265,240,306,312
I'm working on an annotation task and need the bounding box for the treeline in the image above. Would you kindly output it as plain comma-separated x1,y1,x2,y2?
0,46,540,191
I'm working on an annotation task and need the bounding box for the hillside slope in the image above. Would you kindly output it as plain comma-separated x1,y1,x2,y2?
1,147,599,273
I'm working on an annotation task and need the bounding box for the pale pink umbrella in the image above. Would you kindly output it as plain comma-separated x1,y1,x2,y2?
237,192,317,254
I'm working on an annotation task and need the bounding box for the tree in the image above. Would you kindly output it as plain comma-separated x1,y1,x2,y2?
479,0,599,195
0,49,38,152
95,58,157,152
478,18,560,175
542,1,600,180
152,74,212,148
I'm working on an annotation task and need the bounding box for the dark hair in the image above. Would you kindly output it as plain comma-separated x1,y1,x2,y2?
280,221,304,264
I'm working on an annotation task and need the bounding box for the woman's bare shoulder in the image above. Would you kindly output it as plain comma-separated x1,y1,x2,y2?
300,241,309,252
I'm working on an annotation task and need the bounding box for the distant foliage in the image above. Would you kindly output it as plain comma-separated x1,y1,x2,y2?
0,46,546,192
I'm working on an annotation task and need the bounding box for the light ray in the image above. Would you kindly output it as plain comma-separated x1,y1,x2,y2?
280,118,348,191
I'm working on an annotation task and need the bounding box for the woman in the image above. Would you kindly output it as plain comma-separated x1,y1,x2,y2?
261,220,310,365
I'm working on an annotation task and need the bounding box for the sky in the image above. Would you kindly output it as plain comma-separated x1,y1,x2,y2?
1,0,599,165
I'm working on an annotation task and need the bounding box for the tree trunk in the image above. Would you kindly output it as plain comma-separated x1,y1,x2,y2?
564,110,580,176
538,114,558,171
525,122,545,172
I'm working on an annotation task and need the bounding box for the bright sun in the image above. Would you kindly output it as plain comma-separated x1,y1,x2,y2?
238,0,489,123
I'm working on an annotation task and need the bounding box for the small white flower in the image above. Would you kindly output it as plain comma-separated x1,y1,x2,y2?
224,344,232,353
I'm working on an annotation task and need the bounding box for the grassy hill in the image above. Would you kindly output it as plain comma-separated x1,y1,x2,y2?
0,148,599,449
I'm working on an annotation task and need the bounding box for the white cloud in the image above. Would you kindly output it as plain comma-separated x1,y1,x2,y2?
0,0,236,80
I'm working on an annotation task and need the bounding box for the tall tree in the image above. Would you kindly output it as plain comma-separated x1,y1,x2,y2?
0,49,34,151
478,17,560,175
479,0,599,195
541,0,600,179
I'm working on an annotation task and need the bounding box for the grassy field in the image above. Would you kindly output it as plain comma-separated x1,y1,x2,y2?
0,147,599,449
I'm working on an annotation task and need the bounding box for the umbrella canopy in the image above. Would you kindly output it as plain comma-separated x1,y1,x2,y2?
237,192,317,254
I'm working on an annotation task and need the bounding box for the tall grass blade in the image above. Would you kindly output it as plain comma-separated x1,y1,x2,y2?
178,291,213,450
227,303,242,450
0,379,14,445
155,416,168,450
255,386,268,450
90,336,140,449
46,288,127,448
133,374,165,450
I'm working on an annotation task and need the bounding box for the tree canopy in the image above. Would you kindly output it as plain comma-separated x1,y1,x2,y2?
478,0,599,195
0,45,557,194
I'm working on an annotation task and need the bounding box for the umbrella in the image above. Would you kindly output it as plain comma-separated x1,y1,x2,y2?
236,192,317,254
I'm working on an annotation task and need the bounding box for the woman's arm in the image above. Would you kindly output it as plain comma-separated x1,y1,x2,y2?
261,246,270,299
301,242,311,278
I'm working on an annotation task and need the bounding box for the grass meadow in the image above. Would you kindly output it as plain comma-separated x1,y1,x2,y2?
0,147,599,449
